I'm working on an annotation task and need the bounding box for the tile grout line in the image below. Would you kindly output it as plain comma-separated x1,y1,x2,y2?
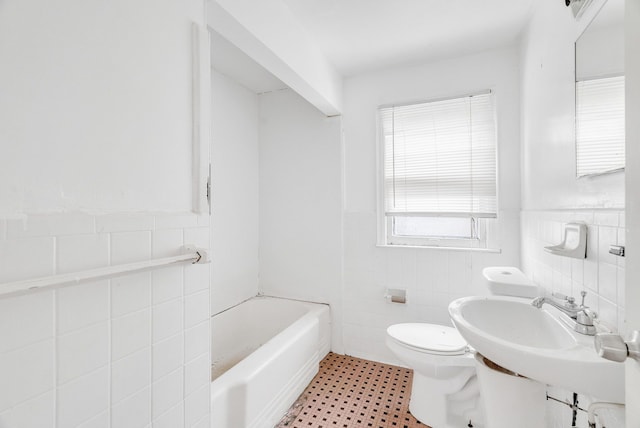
181,226,187,428
150,226,156,426
107,231,112,427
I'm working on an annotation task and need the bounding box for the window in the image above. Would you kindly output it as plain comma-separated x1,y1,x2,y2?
575,75,625,177
378,92,498,248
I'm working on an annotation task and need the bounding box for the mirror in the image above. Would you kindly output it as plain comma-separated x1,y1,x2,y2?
575,0,625,177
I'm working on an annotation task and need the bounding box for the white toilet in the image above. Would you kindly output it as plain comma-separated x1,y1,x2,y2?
386,267,539,428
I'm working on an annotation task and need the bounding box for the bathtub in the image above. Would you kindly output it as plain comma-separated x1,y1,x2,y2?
210,296,331,428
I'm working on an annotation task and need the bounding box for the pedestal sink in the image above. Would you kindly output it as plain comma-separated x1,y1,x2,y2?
448,296,624,403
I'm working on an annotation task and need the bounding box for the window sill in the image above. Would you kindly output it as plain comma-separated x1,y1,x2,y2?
376,244,502,253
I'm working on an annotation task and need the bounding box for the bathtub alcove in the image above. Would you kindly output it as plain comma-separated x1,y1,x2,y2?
209,24,335,428
210,296,331,428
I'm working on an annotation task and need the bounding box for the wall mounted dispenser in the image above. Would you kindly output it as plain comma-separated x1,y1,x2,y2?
544,223,587,259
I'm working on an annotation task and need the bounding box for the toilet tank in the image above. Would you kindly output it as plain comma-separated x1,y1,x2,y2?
483,267,539,298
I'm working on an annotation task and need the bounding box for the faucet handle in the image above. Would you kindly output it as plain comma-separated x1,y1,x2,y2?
580,290,587,307
552,292,575,305
577,307,597,325
552,291,569,300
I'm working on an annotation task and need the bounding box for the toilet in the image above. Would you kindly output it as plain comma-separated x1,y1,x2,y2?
386,267,539,428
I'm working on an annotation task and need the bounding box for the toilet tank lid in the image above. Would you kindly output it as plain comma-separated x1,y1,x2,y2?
483,266,538,298
483,267,532,286
387,323,467,355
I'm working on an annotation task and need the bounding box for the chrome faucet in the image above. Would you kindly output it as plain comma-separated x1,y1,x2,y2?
531,291,597,336
531,293,579,315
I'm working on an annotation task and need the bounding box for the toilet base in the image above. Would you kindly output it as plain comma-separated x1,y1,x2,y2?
409,369,484,428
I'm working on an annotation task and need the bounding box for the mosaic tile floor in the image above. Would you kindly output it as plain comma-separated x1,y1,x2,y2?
275,352,428,428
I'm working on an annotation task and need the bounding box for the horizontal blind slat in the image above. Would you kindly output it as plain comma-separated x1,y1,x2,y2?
576,75,625,176
381,93,497,216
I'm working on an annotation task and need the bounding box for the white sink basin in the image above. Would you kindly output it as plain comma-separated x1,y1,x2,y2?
449,296,624,403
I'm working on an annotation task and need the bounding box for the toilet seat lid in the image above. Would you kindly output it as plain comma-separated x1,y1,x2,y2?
387,323,468,355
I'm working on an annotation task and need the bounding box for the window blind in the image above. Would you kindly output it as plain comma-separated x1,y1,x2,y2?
576,75,625,177
380,93,497,218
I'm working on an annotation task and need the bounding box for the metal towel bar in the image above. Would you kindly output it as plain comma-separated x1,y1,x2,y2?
0,245,209,299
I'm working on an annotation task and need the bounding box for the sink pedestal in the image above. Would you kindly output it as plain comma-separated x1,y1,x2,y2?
475,354,546,428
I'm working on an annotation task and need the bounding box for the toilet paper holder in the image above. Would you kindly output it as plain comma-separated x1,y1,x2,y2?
385,288,407,304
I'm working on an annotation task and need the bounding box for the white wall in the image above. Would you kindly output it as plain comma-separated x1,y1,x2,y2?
342,48,522,363
210,70,260,315
520,0,624,210
624,0,640,424
0,0,205,216
0,1,211,427
258,89,343,351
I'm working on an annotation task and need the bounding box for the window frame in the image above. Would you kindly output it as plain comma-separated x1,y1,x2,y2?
385,215,487,248
376,90,499,249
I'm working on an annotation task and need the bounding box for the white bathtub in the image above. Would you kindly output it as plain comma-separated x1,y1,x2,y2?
210,296,331,428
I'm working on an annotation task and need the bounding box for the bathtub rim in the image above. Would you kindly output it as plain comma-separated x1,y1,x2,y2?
210,302,327,390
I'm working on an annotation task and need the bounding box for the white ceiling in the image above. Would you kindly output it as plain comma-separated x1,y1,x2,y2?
282,0,535,76
210,1,536,94
587,0,624,31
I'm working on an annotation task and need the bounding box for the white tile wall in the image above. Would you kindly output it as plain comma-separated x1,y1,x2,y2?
0,237,55,283
153,403,184,428
110,231,151,265
57,323,109,384
184,291,209,329
152,267,184,305
111,348,151,404
183,385,209,428
342,211,521,364
111,309,152,361
0,213,210,428
152,229,184,258
184,355,210,397
152,368,183,419
57,281,109,335
57,368,109,428
191,416,211,428
521,210,626,334
110,386,151,428
153,299,184,343
184,322,209,364
0,291,54,353
153,334,184,380
56,235,109,274
111,273,151,318
1,391,55,428
0,340,54,410
77,411,109,428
